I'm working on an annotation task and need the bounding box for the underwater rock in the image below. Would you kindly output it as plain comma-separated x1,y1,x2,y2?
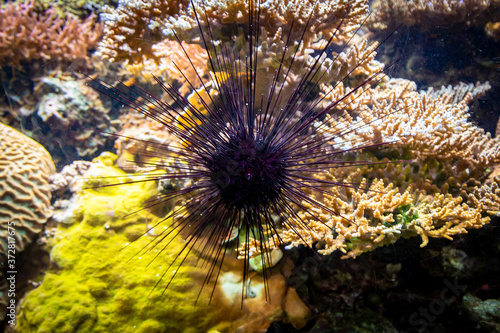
0,122,55,321
463,293,500,332
370,0,500,30
16,153,310,332
20,74,120,165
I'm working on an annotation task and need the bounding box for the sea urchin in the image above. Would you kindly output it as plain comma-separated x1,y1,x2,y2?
90,0,392,302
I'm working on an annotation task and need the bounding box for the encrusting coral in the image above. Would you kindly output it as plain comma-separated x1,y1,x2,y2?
16,153,310,332
0,122,55,320
0,0,102,66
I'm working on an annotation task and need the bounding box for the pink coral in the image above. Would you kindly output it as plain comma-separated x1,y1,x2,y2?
0,1,102,66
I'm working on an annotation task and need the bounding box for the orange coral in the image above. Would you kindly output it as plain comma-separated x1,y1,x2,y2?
119,40,209,95
0,1,102,66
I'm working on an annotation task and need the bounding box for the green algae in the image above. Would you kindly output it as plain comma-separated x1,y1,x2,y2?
17,154,230,333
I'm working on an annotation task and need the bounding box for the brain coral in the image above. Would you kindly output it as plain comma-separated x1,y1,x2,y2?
0,122,55,320
0,122,55,259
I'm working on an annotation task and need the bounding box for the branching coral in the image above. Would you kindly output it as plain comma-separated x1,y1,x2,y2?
0,0,103,66
97,0,373,112
17,153,310,332
119,40,210,95
240,79,498,259
97,0,368,65
468,176,500,215
320,80,496,183
97,0,192,63
97,0,368,63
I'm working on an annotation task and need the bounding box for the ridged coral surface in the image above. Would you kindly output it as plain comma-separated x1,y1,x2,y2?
0,122,54,320
6,0,500,331
0,123,54,258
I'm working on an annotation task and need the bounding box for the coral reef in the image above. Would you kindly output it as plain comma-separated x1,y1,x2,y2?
113,111,181,172
0,1,102,66
6,0,500,330
94,0,500,285
33,0,116,18
0,122,55,320
118,40,210,96
16,153,310,332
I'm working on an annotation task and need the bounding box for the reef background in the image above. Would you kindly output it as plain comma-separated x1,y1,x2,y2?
1,0,500,332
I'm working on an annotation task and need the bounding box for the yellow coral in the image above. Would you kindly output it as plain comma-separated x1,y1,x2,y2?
411,193,489,247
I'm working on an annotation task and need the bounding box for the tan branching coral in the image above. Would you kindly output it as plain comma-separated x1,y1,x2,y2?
240,178,490,260
288,178,414,258
320,80,496,171
195,0,369,47
97,0,369,62
240,79,498,260
119,40,209,95
0,0,102,66
370,0,500,30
